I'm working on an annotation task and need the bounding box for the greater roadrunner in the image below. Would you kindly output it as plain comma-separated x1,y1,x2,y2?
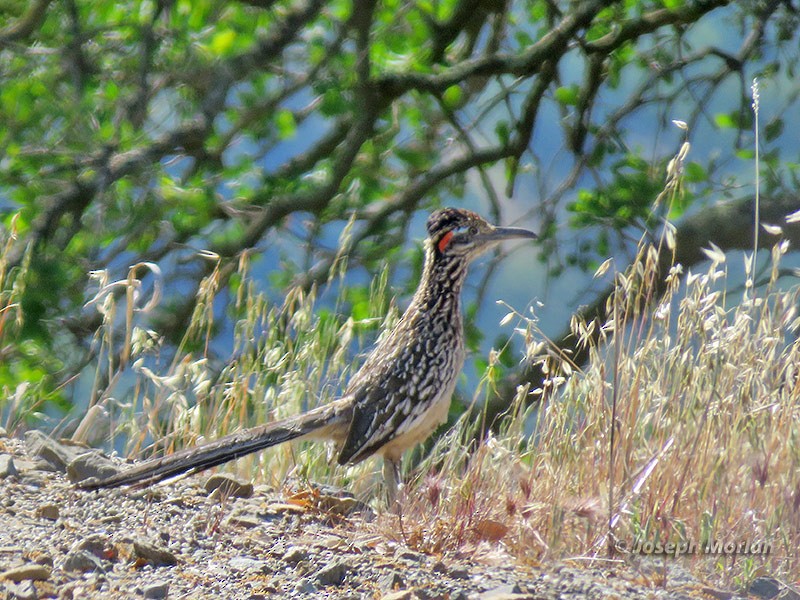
80,208,536,498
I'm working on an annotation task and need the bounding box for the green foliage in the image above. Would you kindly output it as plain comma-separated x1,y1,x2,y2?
554,85,579,106
569,155,662,228
1,0,799,430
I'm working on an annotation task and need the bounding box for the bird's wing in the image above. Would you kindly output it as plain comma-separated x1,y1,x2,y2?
336,341,448,465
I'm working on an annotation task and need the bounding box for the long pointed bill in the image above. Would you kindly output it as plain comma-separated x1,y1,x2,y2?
477,225,538,244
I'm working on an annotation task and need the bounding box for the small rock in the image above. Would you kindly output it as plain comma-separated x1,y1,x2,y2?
450,566,470,580
229,557,266,573
67,450,119,483
28,551,53,567
134,540,178,566
316,491,372,516
316,560,348,587
261,502,306,515
749,577,800,600
0,454,18,478
0,426,7,437
35,503,59,520
24,431,83,472
0,564,51,582
378,571,405,591
63,535,116,572
431,560,469,579
381,591,414,600
283,546,309,564
62,550,104,573
71,533,115,560
223,509,262,529
204,473,253,498
4,580,37,600
478,586,532,600
143,581,170,599
432,560,448,573
395,550,425,563
293,579,317,595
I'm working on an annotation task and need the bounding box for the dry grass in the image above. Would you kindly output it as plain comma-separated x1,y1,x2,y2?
3,115,797,591
80,195,797,589
383,112,799,590
72,232,395,496
0,214,45,432
389,234,800,588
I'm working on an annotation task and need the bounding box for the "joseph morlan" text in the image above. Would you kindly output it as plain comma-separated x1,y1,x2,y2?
625,538,772,558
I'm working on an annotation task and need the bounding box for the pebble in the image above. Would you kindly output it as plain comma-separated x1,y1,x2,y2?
0,434,717,600
66,450,120,483
25,431,82,471
379,570,405,591
0,564,51,582
478,586,532,600
0,454,18,478
450,566,470,580
134,540,178,566
749,577,800,600
143,581,170,599
293,579,318,594
62,549,105,573
381,591,415,600
35,503,59,520
228,556,267,573
223,509,262,529
204,473,254,498
316,560,349,586
4,580,37,600
283,546,309,564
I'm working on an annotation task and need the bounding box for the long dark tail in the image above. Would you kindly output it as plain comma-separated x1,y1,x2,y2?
79,404,347,490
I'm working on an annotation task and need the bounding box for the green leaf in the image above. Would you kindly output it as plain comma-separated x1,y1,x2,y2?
209,29,237,56
104,81,119,102
515,31,533,47
684,161,707,183
554,85,579,106
275,109,296,139
330,0,351,20
442,85,462,109
396,146,430,170
495,121,510,145
764,118,783,142
714,112,737,129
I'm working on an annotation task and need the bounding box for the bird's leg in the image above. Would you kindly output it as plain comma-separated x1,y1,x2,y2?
382,457,403,507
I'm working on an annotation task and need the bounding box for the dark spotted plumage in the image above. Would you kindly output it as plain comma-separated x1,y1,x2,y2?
80,208,537,500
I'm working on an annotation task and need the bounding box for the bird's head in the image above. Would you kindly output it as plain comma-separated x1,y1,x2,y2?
426,207,537,263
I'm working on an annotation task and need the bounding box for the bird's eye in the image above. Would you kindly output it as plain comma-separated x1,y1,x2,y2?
453,225,476,236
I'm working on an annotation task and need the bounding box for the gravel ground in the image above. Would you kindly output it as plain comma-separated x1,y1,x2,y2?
0,430,795,600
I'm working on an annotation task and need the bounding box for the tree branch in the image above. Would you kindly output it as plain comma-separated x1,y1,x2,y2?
377,0,609,97
585,0,731,53
0,0,51,46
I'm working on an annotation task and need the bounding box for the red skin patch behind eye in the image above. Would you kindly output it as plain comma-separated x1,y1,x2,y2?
437,231,454,253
